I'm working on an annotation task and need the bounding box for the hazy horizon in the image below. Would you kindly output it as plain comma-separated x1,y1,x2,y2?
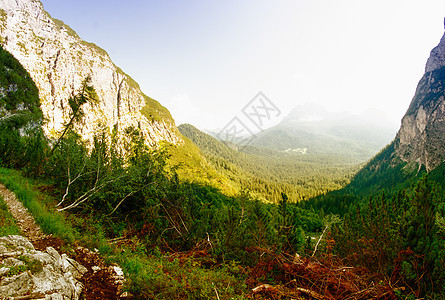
41,0,445,131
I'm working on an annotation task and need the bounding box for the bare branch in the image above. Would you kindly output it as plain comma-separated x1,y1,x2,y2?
212,283,221,300
56,161,86,207
107,181,156,216
312,225,329,257
312,214,341,257
57,176,122,211
160,204,182,236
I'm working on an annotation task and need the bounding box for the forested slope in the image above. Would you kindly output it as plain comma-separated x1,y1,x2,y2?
179,123,359,203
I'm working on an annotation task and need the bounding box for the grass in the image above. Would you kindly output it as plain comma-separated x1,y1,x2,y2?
0,168,250,298
0,195,21,236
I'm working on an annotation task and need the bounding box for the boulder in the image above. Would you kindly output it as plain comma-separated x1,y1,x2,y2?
0,235,87,299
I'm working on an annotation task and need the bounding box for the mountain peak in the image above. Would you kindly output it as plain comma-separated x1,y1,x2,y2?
284,103,329,122
2,0,40,10
425,30,445,73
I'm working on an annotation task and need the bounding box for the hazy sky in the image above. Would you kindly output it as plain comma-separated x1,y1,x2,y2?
40,0,445,130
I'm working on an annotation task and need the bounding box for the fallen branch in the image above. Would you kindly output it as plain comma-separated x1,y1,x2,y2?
295,287,326,300
312,214,341,257
252,284,325,300
57,177,121,211
312,224,328,257
107,181,156,216
160,204,182,236
212,282,221,300
108,236,130,244
56,162,86,207
251,284,277,294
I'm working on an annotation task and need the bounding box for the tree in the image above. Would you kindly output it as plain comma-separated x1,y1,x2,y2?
50,76,98,155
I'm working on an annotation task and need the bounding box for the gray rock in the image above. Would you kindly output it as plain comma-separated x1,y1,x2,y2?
426,33,445,73
22,251,54,266
92,265,101,273
0,235,87,300
46,246,61,262
0,267,10,277
46,294,64,300
61,254,88,280
394,64,445,171
2,257,25,267
0,235,34,252
0,271,33,297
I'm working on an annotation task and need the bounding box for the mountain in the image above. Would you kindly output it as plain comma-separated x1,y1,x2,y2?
302,23,445,213
368,26,445,176
353,29,445,187
0,0,243,193
0,0,180,146
394,33,445,171
248,104,397,161
358,27,445,188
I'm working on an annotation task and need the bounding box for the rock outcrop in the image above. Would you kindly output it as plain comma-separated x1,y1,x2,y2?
425,20,445,73
0,235,87,299
0,0,182,146
394,28,445,171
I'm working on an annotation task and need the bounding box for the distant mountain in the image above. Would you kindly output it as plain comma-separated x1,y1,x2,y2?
249,104,397,161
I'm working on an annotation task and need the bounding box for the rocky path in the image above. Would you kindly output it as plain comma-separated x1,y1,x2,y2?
0,182,126,299
0,183,46,242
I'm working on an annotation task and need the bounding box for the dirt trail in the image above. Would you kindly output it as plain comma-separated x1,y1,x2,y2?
0,183,47,242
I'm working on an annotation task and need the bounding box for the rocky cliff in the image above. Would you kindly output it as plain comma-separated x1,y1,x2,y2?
0,0,181,146
394,27,445,171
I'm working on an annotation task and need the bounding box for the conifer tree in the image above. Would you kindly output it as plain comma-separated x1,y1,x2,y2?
50,76,98,155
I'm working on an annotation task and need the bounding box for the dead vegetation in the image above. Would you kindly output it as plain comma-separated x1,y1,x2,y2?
247,249,398,299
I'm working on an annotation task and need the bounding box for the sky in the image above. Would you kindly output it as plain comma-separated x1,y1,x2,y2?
40,0,445,131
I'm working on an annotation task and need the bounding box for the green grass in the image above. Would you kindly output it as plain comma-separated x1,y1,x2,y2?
0,195,21,236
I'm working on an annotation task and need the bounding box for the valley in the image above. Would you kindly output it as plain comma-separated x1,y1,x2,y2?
179,123,362,203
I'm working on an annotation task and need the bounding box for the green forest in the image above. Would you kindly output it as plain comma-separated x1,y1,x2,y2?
179,124,360,203
1,43,445,299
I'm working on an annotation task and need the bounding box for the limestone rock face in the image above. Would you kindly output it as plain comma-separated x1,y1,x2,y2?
426,27,445,73
0,0,182,146
394,31,445,171
0,235,87,299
